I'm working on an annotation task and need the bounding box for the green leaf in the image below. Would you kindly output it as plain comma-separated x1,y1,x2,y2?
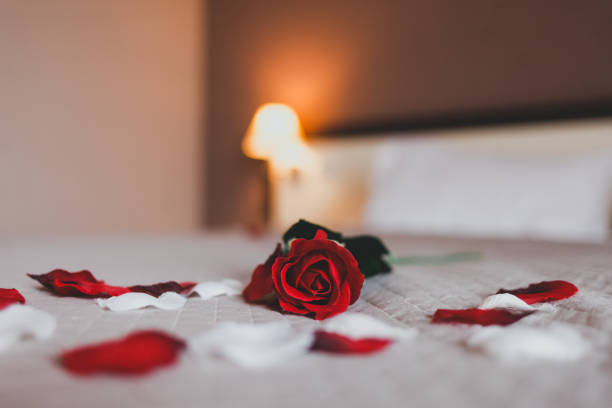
343,235,391,278
282,219,343,243
282,219,391,278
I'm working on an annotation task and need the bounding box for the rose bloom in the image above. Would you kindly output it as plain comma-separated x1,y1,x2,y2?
243,230,364,320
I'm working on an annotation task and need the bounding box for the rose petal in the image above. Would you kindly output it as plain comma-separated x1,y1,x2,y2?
292,254,328,288
189,321,314,369
324,255,344,300
303,281,352,320
321,313,417,341
496,280,578,304
191,279,243,300
28,269,129,298
243,244,282,302
95,279,242,312
311,331,391,354
338,251,364,305
128,281,196,297
96,292,187,312
478,294,535,312
243,265,274,302
313,229,328,240
0,305,56,352
277,259,322,302
0,288,26,310
60,330,185,375
312,313,416,354
467,324,590,362
277,296,309,316
432,308,533,326
299,254,344,310
28,269,195,299
299,267,331,296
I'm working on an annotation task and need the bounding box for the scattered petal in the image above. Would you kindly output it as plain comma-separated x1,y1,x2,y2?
533,303,557,313
478,294,535,312
467,324,590,362
311,313,416,354
96,292,187,312
28,270,129,298
0,305,56,352
0,288,26,310
60,330,185,376
28,269,195,299
192,279,242,300
96,279,244,311
129,281,196,297
432,308,533,326
189,321,314,369
312,331,392,354
321,312,417,341
496,280,578,304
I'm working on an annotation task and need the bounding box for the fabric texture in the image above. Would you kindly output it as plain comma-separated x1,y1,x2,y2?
0,232,610,407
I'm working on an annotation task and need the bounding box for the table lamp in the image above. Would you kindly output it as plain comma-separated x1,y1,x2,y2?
242,103,312,227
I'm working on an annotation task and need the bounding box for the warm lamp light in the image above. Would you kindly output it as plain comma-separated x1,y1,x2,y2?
242,103,312,173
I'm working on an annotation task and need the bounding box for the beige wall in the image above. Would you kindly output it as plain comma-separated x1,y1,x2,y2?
0,0,205,236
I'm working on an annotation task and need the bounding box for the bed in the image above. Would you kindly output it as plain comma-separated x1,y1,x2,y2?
1,231,611,407
272,117,612,242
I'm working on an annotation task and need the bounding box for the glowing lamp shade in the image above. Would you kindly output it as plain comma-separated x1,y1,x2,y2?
242,103,311,172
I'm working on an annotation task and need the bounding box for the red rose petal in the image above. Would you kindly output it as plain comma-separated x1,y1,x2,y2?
278,259,320,302
311,330,392,354
28,269,196,299
243,244,282,302
60,330,186,376
28,269,129,298
277,296,310,316
304,281,352,320
313,229,328,240
0,288,26,310
292,254,329,293
496,280,578,304
432,308,533,326
337,251,364,305
128,281,196,297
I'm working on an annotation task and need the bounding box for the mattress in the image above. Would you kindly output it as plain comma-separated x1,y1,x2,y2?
1,232,610,408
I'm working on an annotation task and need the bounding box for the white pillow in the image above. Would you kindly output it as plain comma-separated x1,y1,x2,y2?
364,139,612,242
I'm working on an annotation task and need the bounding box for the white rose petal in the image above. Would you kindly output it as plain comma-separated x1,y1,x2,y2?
478,293,535,312
97,292,187,311
321,312,417,341
188,321,314,369
0,305,56,352
191,279,243,300
467,324,590,363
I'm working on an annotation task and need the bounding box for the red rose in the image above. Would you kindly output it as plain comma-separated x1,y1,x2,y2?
243,229,364,320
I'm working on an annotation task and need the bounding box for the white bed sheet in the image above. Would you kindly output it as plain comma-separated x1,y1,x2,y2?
0,232,610,408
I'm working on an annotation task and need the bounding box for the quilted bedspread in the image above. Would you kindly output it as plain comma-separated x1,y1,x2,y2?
1,232,610,407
